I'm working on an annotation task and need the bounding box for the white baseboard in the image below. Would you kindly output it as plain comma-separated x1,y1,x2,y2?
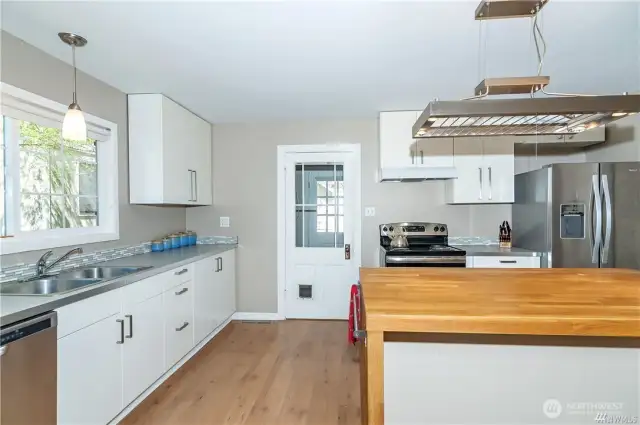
232,312,284,321
110,314,234,425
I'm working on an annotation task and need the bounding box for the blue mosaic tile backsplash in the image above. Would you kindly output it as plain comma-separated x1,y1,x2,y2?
0,236,237,283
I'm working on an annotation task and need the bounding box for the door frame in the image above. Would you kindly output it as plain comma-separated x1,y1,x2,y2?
276,143,362,319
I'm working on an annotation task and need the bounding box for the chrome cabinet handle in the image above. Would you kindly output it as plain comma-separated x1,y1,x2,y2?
187,169,194,202
478,167,483,199
219,256,223,271
215,257,221,272
601,174,612,264
590,174,603,264
420,150,424,165
175,287,189,296
194,170,198,202
125,315,133,339
116,319,125,344
176,322,189,332
175,268,188,275
411,150,414,165
488,167,492,200
499,260,517,264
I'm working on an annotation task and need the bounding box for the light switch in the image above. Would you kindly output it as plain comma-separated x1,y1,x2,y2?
365,207,376,217
220,217,230,228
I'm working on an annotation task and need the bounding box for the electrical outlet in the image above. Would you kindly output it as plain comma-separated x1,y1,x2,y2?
364,207,376,217
220,217,230,228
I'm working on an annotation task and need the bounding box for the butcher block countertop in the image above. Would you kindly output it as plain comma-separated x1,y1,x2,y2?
359,268,640,338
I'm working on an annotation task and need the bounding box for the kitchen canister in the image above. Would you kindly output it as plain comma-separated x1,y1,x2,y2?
187,231,197,246
169,233,181,249
180,233,190,247
163,237,172,251
151,240,164,252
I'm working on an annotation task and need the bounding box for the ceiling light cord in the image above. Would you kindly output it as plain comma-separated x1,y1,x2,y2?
462,87,490,101
532,6,599,98
72,45,77,104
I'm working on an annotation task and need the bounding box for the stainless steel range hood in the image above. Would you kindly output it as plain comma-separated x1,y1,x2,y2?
379,166,458,182
413,94,640,139
413,94,640,138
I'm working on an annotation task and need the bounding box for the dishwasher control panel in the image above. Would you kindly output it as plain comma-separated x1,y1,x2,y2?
1,314,55,346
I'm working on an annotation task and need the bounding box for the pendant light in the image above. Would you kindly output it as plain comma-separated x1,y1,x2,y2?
59,32,88,141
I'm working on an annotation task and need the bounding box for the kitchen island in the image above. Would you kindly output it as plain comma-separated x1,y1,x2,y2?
358,268,640,425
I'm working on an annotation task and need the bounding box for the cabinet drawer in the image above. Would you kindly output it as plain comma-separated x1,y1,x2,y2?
163,281,194,367
162,264,194,291
56,290,121,339
471,256,540,268
121,273,164,305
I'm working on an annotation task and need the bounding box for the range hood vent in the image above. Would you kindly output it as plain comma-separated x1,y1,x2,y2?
413,94,640,139
379,166,458,182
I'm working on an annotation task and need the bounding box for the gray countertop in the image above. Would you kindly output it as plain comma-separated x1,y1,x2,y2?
453,245,542,257
0,244,237,326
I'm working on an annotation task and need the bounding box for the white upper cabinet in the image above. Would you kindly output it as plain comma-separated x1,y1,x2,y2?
379,111,418,169
445,137,515,204
128,94,213,205
379,111,455,181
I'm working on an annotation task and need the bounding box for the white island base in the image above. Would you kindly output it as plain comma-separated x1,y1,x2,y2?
384,336,639,425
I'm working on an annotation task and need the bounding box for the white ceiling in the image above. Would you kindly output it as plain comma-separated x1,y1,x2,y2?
2,1,639,123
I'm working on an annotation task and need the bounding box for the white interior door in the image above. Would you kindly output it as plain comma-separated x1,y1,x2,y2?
284,150,360,319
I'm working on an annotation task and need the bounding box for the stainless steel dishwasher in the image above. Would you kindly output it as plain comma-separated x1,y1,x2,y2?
0,311,57,425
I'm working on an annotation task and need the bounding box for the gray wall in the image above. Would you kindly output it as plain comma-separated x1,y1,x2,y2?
186,120,511,313
0,32,186,267
585,115,640,163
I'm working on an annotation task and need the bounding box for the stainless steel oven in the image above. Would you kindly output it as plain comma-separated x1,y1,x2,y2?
379,222,466,267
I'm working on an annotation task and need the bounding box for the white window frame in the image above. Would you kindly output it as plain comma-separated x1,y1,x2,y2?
0,83,119,255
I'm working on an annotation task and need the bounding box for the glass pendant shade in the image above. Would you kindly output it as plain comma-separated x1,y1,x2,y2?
62,103,87,141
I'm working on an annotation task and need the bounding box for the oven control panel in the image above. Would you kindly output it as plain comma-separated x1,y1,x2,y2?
380,222,448,237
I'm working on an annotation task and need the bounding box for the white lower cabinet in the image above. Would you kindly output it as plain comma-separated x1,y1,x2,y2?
219,249,237,322
122,292,165,407
194,256,219,343
194,249,237,344
164,280,194,368
58,314,123,425
56,249,236,425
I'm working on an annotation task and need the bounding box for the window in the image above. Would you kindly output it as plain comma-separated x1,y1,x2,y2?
315,180,344,233
0,83,118,254
294,162,344,248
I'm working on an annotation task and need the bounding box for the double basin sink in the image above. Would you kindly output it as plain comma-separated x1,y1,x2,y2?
0,266,151,296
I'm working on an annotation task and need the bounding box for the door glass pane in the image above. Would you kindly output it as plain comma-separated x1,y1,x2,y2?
295,162,345,248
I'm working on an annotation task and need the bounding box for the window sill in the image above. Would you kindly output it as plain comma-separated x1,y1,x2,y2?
0,230,119,255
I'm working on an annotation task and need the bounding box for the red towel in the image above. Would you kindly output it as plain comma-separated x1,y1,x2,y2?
348,284,359,345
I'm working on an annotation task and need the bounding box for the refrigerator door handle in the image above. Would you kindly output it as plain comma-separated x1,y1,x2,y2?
601,174,612,264
590,174,602,264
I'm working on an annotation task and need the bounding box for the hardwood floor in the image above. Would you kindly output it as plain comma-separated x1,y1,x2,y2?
121,320,361,425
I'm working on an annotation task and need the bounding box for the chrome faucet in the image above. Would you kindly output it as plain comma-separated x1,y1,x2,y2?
35,247,84,277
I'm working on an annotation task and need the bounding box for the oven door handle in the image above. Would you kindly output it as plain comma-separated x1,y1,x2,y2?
385,256,466,264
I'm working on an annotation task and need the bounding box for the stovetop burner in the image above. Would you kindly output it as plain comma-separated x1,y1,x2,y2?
384,244,465,256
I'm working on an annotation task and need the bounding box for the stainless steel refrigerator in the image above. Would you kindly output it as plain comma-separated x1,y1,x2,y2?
513,162,640,269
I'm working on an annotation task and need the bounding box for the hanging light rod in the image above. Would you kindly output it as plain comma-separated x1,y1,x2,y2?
475,0,549,20
59,32,88,142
